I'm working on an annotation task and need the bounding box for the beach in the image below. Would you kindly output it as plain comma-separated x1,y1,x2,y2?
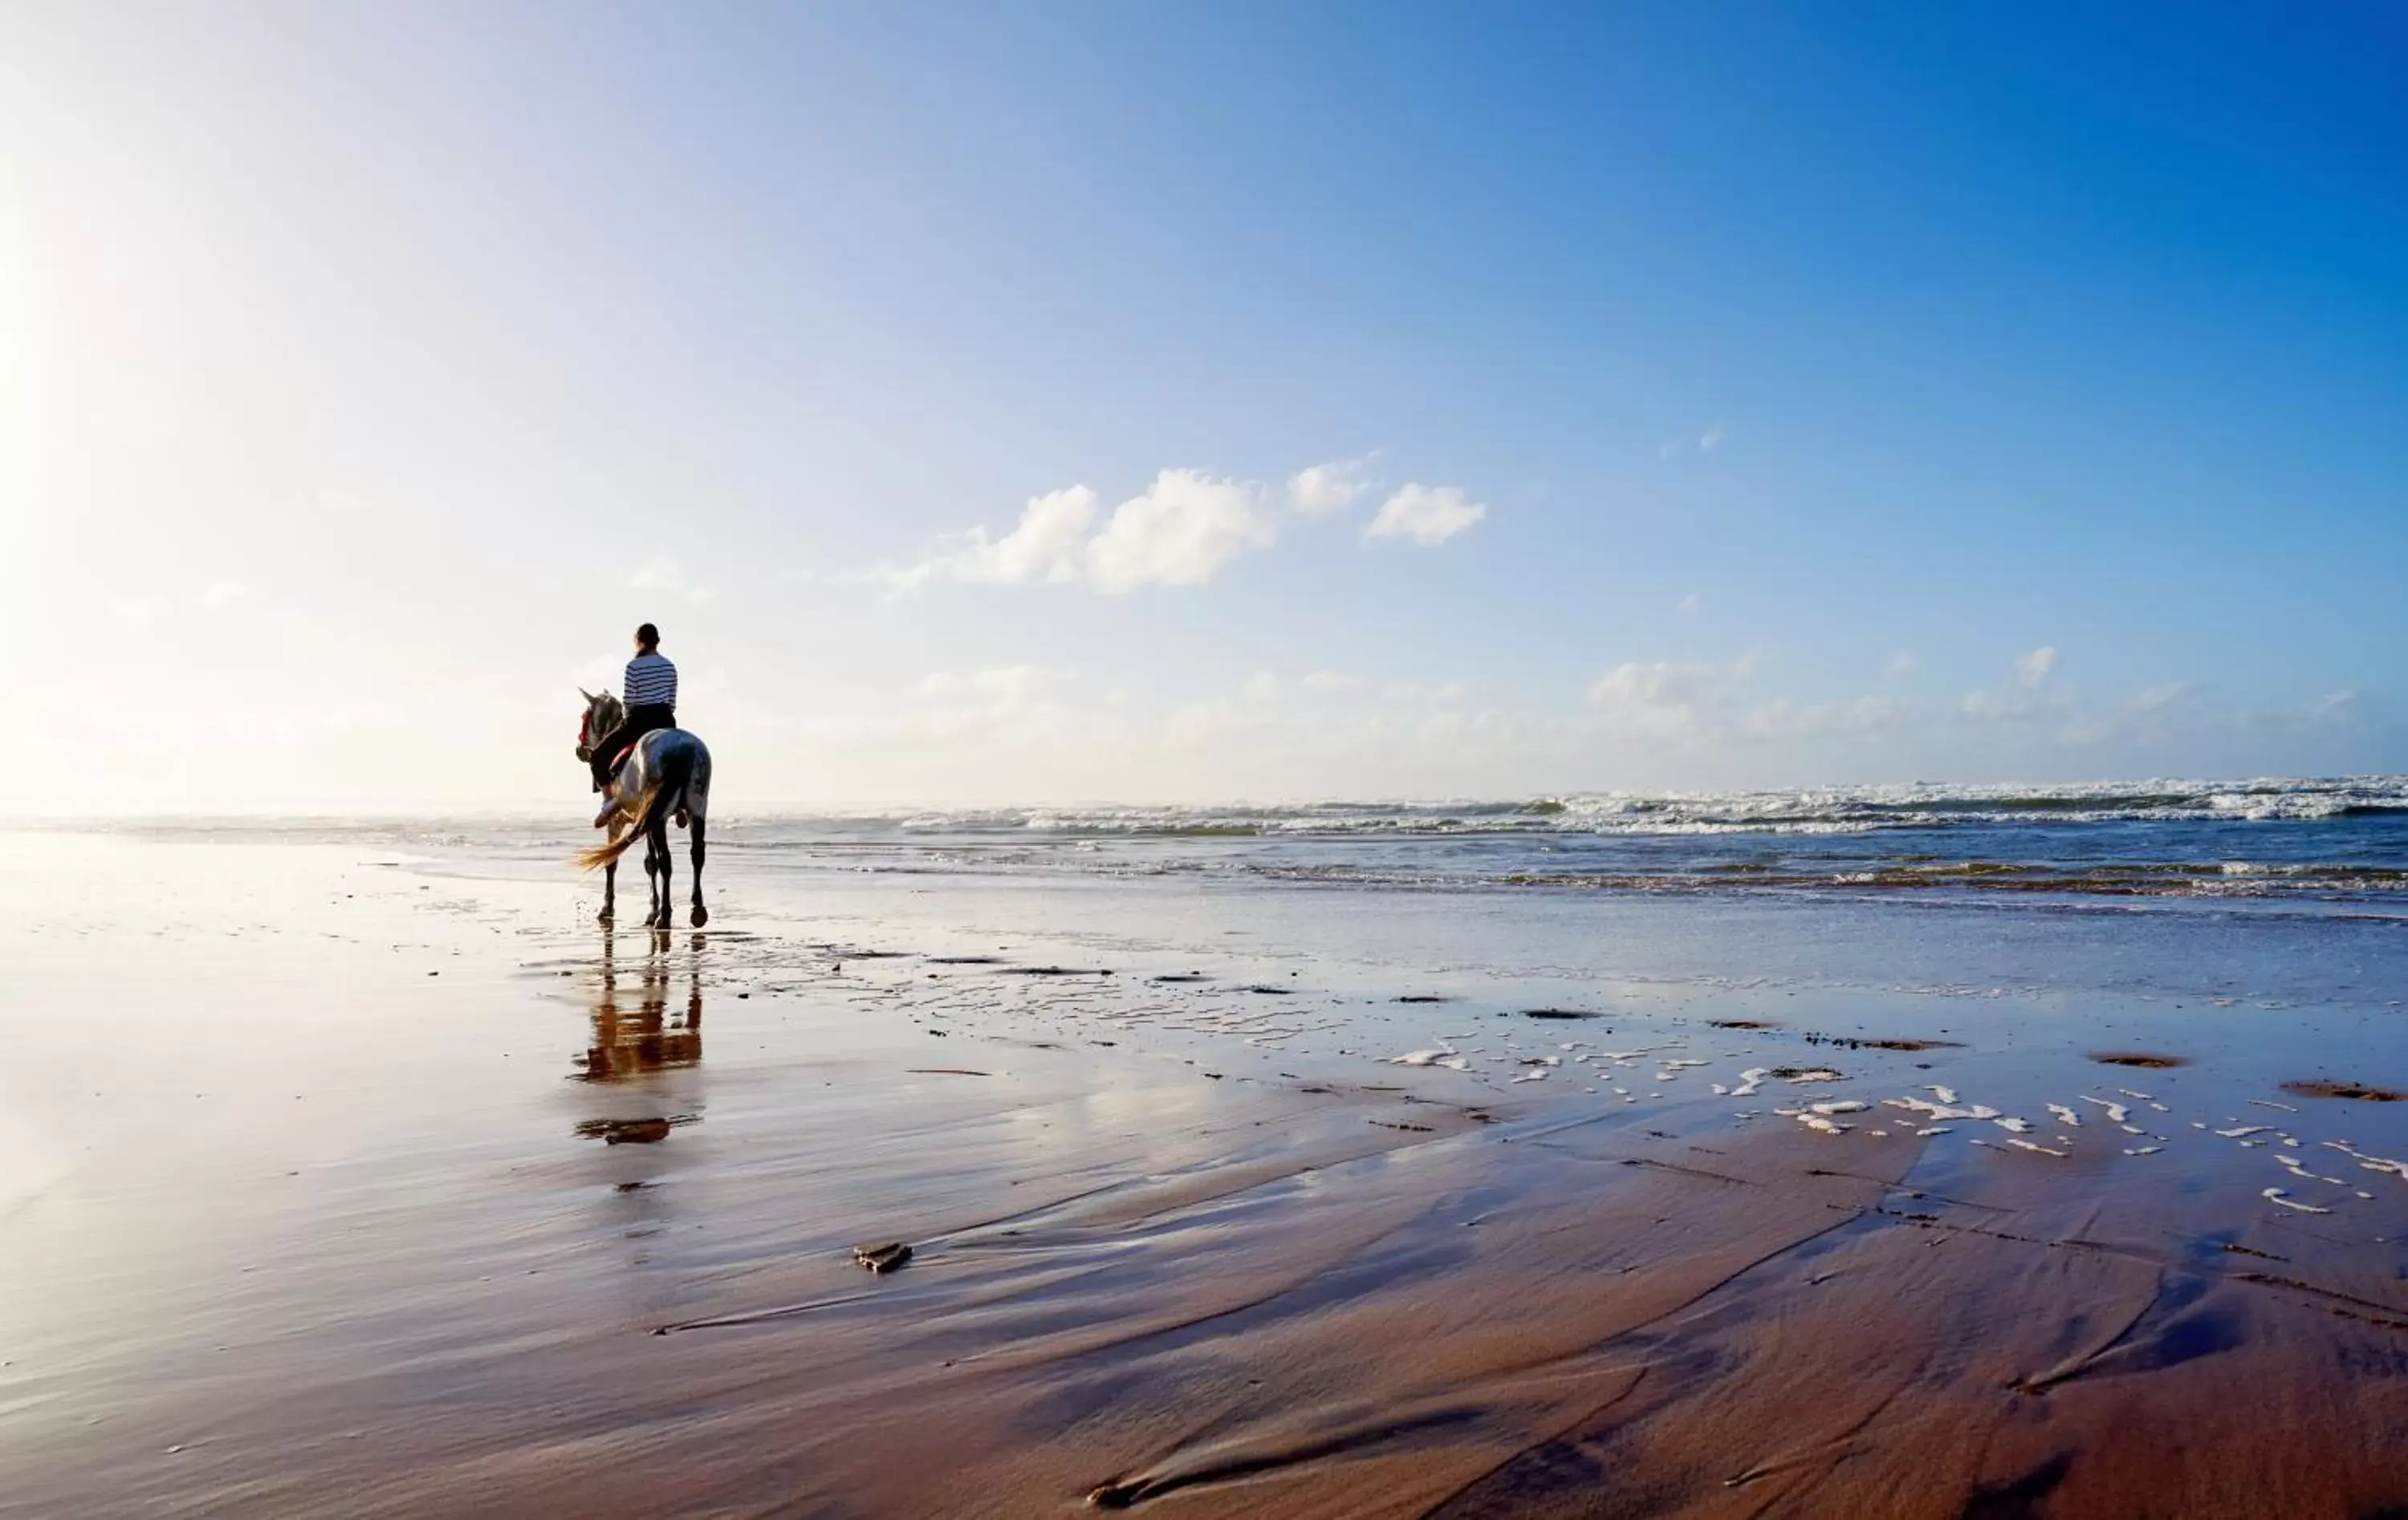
8,798,2408,1518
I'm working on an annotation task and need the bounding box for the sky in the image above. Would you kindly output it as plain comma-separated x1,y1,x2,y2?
5,2,2404,811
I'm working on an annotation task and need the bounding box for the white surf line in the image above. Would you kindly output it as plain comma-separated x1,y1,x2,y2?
1809,1099,1870,1116
1511,1069,1548,1083
1930,1085,1961,1104
1992,1117,2035,1134
2263,1188,2332,1214
2276,1154,2350,1187
2081,1096,2131,1124
2215,1125,2275,1139
2248,1098,2300,1113
1784,1069,1845,1083
1729,1067,1770,1099
2047,1103,2082,1128
1388,1042,1458,1067
1884,1095,2001,1122
2123,1145,2162,1155
2006,1138,2068,1158
2324,1140,2408,1182
2116,1087,2154,1101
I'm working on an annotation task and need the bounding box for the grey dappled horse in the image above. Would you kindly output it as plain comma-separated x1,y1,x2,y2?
575,689,713,929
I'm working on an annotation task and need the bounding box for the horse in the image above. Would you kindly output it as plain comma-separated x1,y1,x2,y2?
574,689,713,929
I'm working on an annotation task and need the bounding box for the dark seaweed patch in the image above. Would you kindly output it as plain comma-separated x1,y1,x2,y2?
2280,1079,2407,1103
2089,1051,2191,1069
1806,1033,1963,1052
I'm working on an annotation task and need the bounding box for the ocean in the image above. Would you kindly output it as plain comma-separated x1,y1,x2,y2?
94,774,2408,914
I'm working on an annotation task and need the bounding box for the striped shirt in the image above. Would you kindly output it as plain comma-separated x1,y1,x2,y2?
623,652,678,708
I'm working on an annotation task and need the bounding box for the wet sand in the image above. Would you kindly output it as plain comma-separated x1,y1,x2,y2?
6,828,2408,1518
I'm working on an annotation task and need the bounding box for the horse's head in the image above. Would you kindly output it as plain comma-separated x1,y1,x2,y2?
575,687,624,762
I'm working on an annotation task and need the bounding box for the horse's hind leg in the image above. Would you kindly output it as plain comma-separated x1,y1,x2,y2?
643,837,662,929
651,819,674,935
688,815,708,928
600,858,617,926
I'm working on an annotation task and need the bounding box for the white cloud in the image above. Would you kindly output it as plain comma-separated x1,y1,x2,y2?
1886,652,1920,679
626,557,714,604
881,486,1098,591
1239,671,1280,702
1746,694,1901,738
919,666,1069,704
1678,591,1702,616
201,580,253,610
1085,470,1276,592
2131,681,2196,713
2015,646,2059,687
1287,453,1377,516
1302,670,1358,692
1960,687,2035,721
1661,422,1731,459
112,596,172,624
2312,689,2363,722
883,472,1275,594
1364,483,1487,547
1383,680,1470,703
1585,660,1732,734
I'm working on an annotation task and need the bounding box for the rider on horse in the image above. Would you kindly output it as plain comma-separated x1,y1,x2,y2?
589,622,677,827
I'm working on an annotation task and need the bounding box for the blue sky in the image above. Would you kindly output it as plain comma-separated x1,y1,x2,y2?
5,2,2403,807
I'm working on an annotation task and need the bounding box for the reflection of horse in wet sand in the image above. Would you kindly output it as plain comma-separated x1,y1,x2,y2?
578,932,703,1081
574,689,713,929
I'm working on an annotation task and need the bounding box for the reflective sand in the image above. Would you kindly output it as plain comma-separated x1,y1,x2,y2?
6,829,2406,1518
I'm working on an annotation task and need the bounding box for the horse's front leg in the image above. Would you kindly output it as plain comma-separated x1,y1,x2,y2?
600,859,617,926
688,815,708,928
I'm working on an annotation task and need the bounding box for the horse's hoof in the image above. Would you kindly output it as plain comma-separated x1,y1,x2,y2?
690,905,710,928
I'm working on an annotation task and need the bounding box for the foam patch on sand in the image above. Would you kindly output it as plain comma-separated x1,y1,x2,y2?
2325,1140,2408,1182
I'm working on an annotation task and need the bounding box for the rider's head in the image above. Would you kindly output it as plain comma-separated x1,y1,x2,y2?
635,622,659,652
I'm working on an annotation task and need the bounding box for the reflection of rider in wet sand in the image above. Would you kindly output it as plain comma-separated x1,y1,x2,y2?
580,934,703,1082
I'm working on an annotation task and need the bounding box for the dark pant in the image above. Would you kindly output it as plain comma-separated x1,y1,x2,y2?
591,705,676,790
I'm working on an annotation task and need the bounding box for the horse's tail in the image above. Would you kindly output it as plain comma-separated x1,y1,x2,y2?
575,742,694,872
